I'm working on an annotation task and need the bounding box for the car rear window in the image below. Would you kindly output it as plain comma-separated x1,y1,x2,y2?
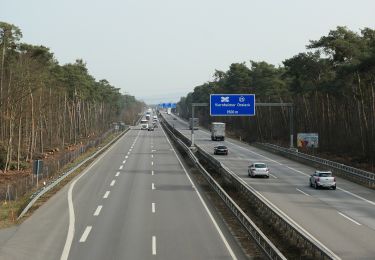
254,163,266,168
319,172,332,177
217,146,227,149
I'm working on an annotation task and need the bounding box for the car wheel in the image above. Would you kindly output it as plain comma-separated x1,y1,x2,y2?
332,185,336,190
265,175,270,178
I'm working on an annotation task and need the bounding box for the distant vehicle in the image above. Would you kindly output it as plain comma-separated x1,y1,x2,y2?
214,145,228,155
167,108,171,115
140,119,148,130
148,126,154,131
248,163,270,178
309,171,336,190
153,115,157,120
173,117,177,120
211,122,225,141
145,114,150,120
189,118,199,130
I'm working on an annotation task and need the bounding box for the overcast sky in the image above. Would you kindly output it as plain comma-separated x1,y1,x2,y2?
1,0,374,104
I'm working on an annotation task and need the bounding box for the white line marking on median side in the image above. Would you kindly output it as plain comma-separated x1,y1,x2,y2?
152,203,155,213
296,188,310,196
125,155,128,159
152,183,155,190
160,125,237,260
110,180,116,186
151,161,154,166
94,205,102,216
152,236,156,255
119,165,123,170
115,172,120,177
338,212,361,226
151,170,154,176
122,160,126,164
151,154,154,158
79,226,92,242
103,191,110,199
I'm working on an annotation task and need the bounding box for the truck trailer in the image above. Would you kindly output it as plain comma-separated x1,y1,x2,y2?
211,122,225,141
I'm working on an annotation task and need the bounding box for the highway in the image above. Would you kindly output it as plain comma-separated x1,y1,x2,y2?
163,112,375,259
0,117,244,259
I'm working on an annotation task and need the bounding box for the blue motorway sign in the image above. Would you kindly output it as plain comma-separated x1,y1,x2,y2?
210,94,255,116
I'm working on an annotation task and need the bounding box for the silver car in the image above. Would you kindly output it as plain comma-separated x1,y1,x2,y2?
248,162,270,178
309,171,336,190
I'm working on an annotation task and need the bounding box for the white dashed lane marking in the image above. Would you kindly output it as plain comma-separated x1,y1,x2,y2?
93,205,102,216
103,191,110,199
79,226,92,243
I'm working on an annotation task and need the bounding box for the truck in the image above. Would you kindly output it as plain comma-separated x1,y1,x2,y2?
140,119,148,130
189,118,199,130
211,122,225,141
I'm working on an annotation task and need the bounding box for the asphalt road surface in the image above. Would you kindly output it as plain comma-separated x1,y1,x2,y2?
163,112,375,260
0,117,245,260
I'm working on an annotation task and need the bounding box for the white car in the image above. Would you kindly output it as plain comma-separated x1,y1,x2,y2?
248,162,270,178
309,171,336,190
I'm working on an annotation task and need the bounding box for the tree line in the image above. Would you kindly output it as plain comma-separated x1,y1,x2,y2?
178,26,375,168
0,22,144,172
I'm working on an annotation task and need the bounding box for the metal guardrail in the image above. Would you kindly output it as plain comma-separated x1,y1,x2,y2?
17,128,130,220
161,120,286,260
161,115,338,260
257,143,375,188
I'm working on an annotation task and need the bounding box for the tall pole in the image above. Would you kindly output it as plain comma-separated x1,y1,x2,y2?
191,105,195,147
289,106,294,148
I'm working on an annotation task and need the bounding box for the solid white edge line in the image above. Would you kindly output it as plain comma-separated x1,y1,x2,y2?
116,172,120,177
110,180,116,186
152,203,155,213
296,188,310,196
160,124,237,260
338,212,361,226
60,129,134,260
152,236,156,255
79,226,92,242
103,191,110,199
93,205,102,216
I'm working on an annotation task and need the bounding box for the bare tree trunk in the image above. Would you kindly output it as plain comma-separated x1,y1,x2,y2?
17,112,22,170
28,83,35,161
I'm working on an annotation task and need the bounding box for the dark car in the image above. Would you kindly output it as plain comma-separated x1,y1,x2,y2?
214,145,228,155
148,126,154,131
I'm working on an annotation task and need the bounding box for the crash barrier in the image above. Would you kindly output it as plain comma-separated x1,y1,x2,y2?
255,143,375,188
161,121,286,260
161,116,338,260
17,127,129,219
